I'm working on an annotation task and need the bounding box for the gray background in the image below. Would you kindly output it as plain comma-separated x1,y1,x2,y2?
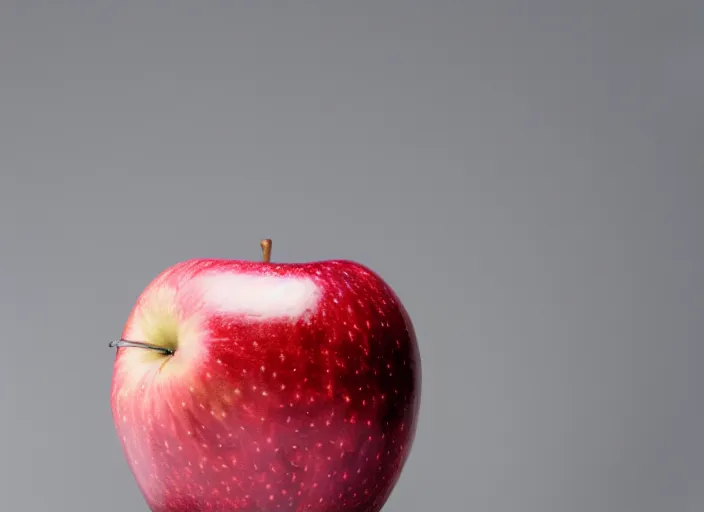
0,1,702,511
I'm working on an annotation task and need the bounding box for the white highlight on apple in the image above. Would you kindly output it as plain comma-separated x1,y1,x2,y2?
198,274,321,320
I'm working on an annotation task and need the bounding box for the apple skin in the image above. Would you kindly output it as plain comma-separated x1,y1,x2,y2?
110,257,421,512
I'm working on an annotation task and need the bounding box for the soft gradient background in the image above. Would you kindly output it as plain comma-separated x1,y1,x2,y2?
1,2,702,511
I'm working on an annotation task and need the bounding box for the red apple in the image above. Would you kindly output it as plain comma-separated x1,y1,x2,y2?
109,240,421,511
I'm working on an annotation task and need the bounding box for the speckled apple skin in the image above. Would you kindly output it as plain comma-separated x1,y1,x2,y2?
110,259,421,512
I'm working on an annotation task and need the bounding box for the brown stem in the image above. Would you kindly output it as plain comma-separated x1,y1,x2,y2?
260,238,272,263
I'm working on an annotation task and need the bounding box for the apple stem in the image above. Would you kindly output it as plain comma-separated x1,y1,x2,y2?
260,238,272,263
109,339,174,356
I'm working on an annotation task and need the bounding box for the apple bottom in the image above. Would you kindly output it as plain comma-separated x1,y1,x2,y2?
117,382,416,512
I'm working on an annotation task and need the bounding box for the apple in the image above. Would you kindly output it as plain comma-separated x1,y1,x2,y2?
109,240,421,511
